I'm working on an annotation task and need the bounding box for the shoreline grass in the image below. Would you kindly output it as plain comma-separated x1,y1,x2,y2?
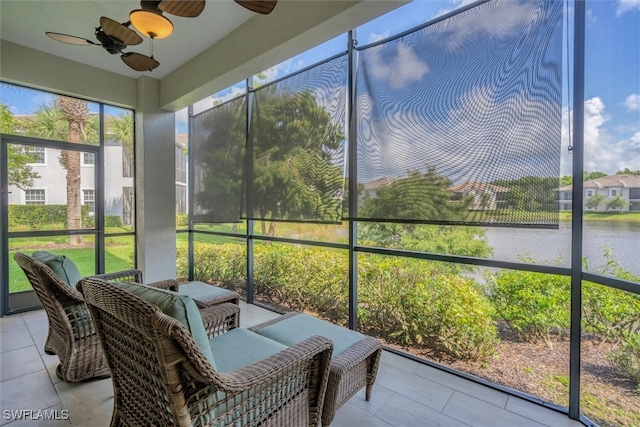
559,211,640,223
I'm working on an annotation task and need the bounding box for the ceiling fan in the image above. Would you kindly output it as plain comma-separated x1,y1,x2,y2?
45,0,278,72
46,17,159,72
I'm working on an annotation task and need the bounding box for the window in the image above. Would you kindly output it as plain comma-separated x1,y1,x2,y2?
123,187,134,226
26,146,45,164
83,189,95,214
83,153,95,165
564,192,572,200
122,149,134,178
611,189,617,197
25,189,45,204
587,190,593,197
175,144,187,184
176,185,187,214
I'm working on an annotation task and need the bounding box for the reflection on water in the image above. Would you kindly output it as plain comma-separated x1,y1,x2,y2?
484,221,640,276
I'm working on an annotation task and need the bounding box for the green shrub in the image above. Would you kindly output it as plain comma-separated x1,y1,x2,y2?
176,214,188,227
177,243,246,286
9,204,93,230
582,253,640,344
583,282,640,343
181,242,499,360
358,254,498,361
254,245,349,322
105,215,123,227
607,333,640,386
486,268,570,346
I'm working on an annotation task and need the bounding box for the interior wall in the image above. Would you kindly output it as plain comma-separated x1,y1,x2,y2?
0,40,137,108
135,76,177,282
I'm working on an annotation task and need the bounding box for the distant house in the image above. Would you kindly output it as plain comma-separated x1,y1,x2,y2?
175,133,188,214
362,177,395,199
7,140,135,224
449,181,508,210
557,174,640,212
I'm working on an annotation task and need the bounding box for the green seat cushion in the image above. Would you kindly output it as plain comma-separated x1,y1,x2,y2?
113,282,216,368
256,313,365,357
210,328,287,373
32,251,82,288
180,281,234,302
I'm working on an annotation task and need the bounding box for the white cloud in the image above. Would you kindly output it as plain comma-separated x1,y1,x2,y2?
367,31,390,44
358,86,563,184
560,97,639,175
439,0,542,51
625,93,640,111
364,41,429,90
255,58,305,85
617,0,640,16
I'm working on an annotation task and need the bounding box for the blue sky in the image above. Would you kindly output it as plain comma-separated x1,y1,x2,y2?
3,0,638,177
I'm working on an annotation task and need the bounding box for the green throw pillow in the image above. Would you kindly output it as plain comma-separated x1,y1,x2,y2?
113,282,216,368
32,251,82,288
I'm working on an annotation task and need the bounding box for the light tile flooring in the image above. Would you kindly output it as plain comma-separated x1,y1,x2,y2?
0,302,584,427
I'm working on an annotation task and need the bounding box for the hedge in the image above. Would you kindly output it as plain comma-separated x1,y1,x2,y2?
9,204,93,230
177,242,499,361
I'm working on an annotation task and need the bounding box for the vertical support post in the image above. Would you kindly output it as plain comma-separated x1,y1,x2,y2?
96,104,105,273
569,0,586,419
246,79,255,304
348,30,358,331
135,76,177,282
188,105,195,281
0,137,9,316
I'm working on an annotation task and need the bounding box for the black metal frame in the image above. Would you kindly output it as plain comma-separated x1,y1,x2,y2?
181,2,636,425
0,96,137,316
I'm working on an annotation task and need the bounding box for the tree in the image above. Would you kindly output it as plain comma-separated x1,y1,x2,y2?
617,167,640,176
356,167,490,274
360,167,471,221
606,196,627,211
585,171,607,181
106,112,134,155
251,89,345,235
193,98,246,224
2,103,40,188
493,176,558,212
28,96,98,244
585,194,606,210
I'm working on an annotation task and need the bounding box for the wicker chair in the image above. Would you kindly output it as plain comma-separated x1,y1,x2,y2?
78,277,333,427
13,252,176,382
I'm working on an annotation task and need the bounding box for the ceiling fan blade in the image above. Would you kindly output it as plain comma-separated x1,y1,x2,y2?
46,32,97,46
100,16,143,46
234,0,277,14
158,0,205,18
122,52,160,72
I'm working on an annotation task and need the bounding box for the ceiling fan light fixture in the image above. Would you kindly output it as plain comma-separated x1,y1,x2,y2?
129,9,173,39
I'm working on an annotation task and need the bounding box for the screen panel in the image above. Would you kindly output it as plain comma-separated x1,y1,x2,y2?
354,0,563,228
192,96,247,223
247,54,348,224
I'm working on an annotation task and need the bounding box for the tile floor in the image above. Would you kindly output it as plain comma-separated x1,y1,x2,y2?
0,302,585,427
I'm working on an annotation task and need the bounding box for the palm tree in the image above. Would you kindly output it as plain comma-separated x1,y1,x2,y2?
106,112,134,149
2,103,40,188
29,96,98,244
106,112,135,225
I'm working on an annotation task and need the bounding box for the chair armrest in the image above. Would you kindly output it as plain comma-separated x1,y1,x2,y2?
188,335,333,426
200,303,239,338
91,269,143,284
145,278,180,292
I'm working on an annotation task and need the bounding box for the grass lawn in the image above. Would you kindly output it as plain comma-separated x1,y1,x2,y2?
9,234,134,293
559,211,640,222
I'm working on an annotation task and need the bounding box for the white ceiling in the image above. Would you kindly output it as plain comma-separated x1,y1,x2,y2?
0,0,256,79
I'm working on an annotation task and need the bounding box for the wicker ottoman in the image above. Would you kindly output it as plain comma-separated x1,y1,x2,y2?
250,312,382,427
176,281,241,309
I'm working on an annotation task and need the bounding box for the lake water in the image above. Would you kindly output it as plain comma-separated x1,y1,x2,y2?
483,221,640,276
